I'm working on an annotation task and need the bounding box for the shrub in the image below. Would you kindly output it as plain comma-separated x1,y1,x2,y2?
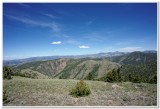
14,71,38,79
3,90,7,101
86,72,94,80
3,90,10,103
85,64,100,80
103,68,121,82
3,66,13,80
69,80,91,97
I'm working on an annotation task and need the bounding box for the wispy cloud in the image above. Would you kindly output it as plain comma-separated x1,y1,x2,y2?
5,15,60,32
51,41,62,45
61,34,70,38
44,14,60,19
54,10,73,17
86,18,96,26
79,45,90,48
107,31,112,34
18,3,31,8
119,47,143,52
115,42,131,46
139,40,145,43
104,47,114,52
65,39,80,45
83,32,105,42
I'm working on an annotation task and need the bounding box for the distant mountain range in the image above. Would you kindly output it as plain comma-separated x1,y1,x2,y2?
10,51,157,83
3,50,157,66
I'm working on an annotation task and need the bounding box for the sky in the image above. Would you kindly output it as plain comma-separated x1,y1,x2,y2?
3,3,157,60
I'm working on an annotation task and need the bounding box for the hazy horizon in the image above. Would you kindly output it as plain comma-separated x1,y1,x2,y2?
3,3,157,60
3,49,157,61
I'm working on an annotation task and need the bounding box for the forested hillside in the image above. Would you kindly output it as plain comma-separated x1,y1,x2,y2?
11,58,120,80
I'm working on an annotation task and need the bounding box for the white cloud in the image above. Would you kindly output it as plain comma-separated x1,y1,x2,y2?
119,47,143,52
79,45,90,48
5,15,60,32
51,41,62,45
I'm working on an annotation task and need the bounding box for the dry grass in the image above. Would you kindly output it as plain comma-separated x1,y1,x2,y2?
3,76,157,106
20,69,50,79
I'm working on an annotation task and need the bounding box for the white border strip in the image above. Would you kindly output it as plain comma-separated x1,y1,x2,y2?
0,1,2,109
1,0,159,3
1,1,159,109
157,1,160,108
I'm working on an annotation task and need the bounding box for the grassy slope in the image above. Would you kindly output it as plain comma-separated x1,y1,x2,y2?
3,76,157,106
12,58,120,80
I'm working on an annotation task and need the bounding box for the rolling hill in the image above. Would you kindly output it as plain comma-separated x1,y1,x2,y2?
12,58,120,80
8,51,157,83
106,51,157,83
107,51,157,65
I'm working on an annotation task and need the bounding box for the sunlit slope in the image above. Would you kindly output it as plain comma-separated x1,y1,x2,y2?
12,58,120,79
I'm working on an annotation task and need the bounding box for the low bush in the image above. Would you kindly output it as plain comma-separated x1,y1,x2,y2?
3,90,10,103
14,72,38,79
69,80,91,97
3,66,13,80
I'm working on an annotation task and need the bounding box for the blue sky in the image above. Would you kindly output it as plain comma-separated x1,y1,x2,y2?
3,3,157,60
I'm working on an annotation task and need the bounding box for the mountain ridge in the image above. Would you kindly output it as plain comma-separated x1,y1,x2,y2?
3,50,157,66
10,51,157,83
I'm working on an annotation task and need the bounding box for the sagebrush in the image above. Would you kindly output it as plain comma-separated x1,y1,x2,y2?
69,80,91,97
